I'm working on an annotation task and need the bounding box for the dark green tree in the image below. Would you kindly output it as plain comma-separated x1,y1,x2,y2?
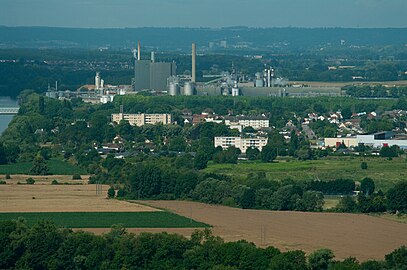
240,188,256,209
246,147,260,160
385,246,407,270
193,178,231,204
261,145,277,163
308,248,334,270
288,130,299,156
269,250,307,270
337,196,358,213
299,191,324,212
194,151,209,170
29,155,49,175
387,182,407,213
360,177,375,195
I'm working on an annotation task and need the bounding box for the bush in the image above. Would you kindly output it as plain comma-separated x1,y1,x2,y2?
117,189,126,198
360,177,375,195
360,162,368,170
107,187,116,198
5,174,11,179
72,174,82,180
26,178,35,185
336,196,358,212
51,180,59,185
387,182,407,213
0,180,6,185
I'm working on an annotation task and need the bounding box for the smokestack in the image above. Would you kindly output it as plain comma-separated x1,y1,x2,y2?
151,51,155,63
137,41,141,61
192,43,196,83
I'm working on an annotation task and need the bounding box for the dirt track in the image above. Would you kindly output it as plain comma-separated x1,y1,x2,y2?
0,184,158,212
144,200,407,261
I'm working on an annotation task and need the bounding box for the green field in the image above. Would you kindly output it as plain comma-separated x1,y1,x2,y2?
205,157,407,191
0,159,86,175
0,212,209,228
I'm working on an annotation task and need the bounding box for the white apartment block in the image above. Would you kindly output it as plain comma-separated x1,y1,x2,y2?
224,116,270,130
111,113,172,126
214,136,268,153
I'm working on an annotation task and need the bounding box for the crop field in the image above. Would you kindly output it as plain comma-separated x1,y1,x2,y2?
0,181,207,229
205,157,407,191
0,212,208,228
0,159,86,175
0,182,158,212
145,200,407,261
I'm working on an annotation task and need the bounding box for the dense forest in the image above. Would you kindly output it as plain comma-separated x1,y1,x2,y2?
0,219,406,270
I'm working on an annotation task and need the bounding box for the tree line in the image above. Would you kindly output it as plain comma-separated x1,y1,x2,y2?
90,155,407,213
0,219,406,270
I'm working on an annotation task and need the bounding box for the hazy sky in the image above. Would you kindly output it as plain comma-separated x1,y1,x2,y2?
0,0,406,28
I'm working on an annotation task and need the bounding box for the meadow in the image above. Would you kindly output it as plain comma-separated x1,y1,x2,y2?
205,156,407,191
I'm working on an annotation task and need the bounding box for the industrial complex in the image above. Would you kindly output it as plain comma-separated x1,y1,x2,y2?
44,40,343,103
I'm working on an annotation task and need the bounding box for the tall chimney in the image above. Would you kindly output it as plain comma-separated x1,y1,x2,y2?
192,43,196,83
151,51,155,63
137,41,141,61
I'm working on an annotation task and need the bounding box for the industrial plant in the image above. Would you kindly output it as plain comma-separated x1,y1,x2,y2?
134,42,177,92
44,40,343,103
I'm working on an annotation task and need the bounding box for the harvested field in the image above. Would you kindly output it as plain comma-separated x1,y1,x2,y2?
289,80,407,87
144,200,407,261
0,183,158,213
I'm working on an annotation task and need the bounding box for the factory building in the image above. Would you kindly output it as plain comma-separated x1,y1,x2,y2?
324,132,407,149
134,42,176,92
214,136,268,154
111,113,172,126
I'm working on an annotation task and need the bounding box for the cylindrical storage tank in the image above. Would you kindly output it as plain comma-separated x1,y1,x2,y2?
255,79,264,87
168,82,180,96
183,82,195,96
232,87,239,96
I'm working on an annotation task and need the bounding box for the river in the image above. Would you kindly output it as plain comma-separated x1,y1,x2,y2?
0,97,18,134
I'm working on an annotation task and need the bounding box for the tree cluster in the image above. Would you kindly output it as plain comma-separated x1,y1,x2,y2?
1,219,406,270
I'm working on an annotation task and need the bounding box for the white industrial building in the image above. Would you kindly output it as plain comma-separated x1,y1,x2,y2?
324,132,407,149
111,113,172,126
214,136,268,153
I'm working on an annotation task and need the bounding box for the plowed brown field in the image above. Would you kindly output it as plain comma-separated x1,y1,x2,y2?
143,200,407,261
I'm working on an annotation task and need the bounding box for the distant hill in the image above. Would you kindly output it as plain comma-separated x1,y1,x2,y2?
0,27,406,50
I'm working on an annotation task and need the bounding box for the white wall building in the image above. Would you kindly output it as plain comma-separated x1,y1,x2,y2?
214,136,268,153
224,116,269,130
112,113,172,126
324,135,407,149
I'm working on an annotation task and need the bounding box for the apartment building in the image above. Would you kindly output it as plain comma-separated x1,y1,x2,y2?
214,136,268,153
111,113,172,126
224,116,270,130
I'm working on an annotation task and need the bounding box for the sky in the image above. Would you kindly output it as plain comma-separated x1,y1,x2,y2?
0,0,406,28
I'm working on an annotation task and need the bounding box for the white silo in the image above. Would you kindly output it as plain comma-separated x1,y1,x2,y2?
183,82,195,96
231,81,239,96
95,72,101,90
169,82,180,96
